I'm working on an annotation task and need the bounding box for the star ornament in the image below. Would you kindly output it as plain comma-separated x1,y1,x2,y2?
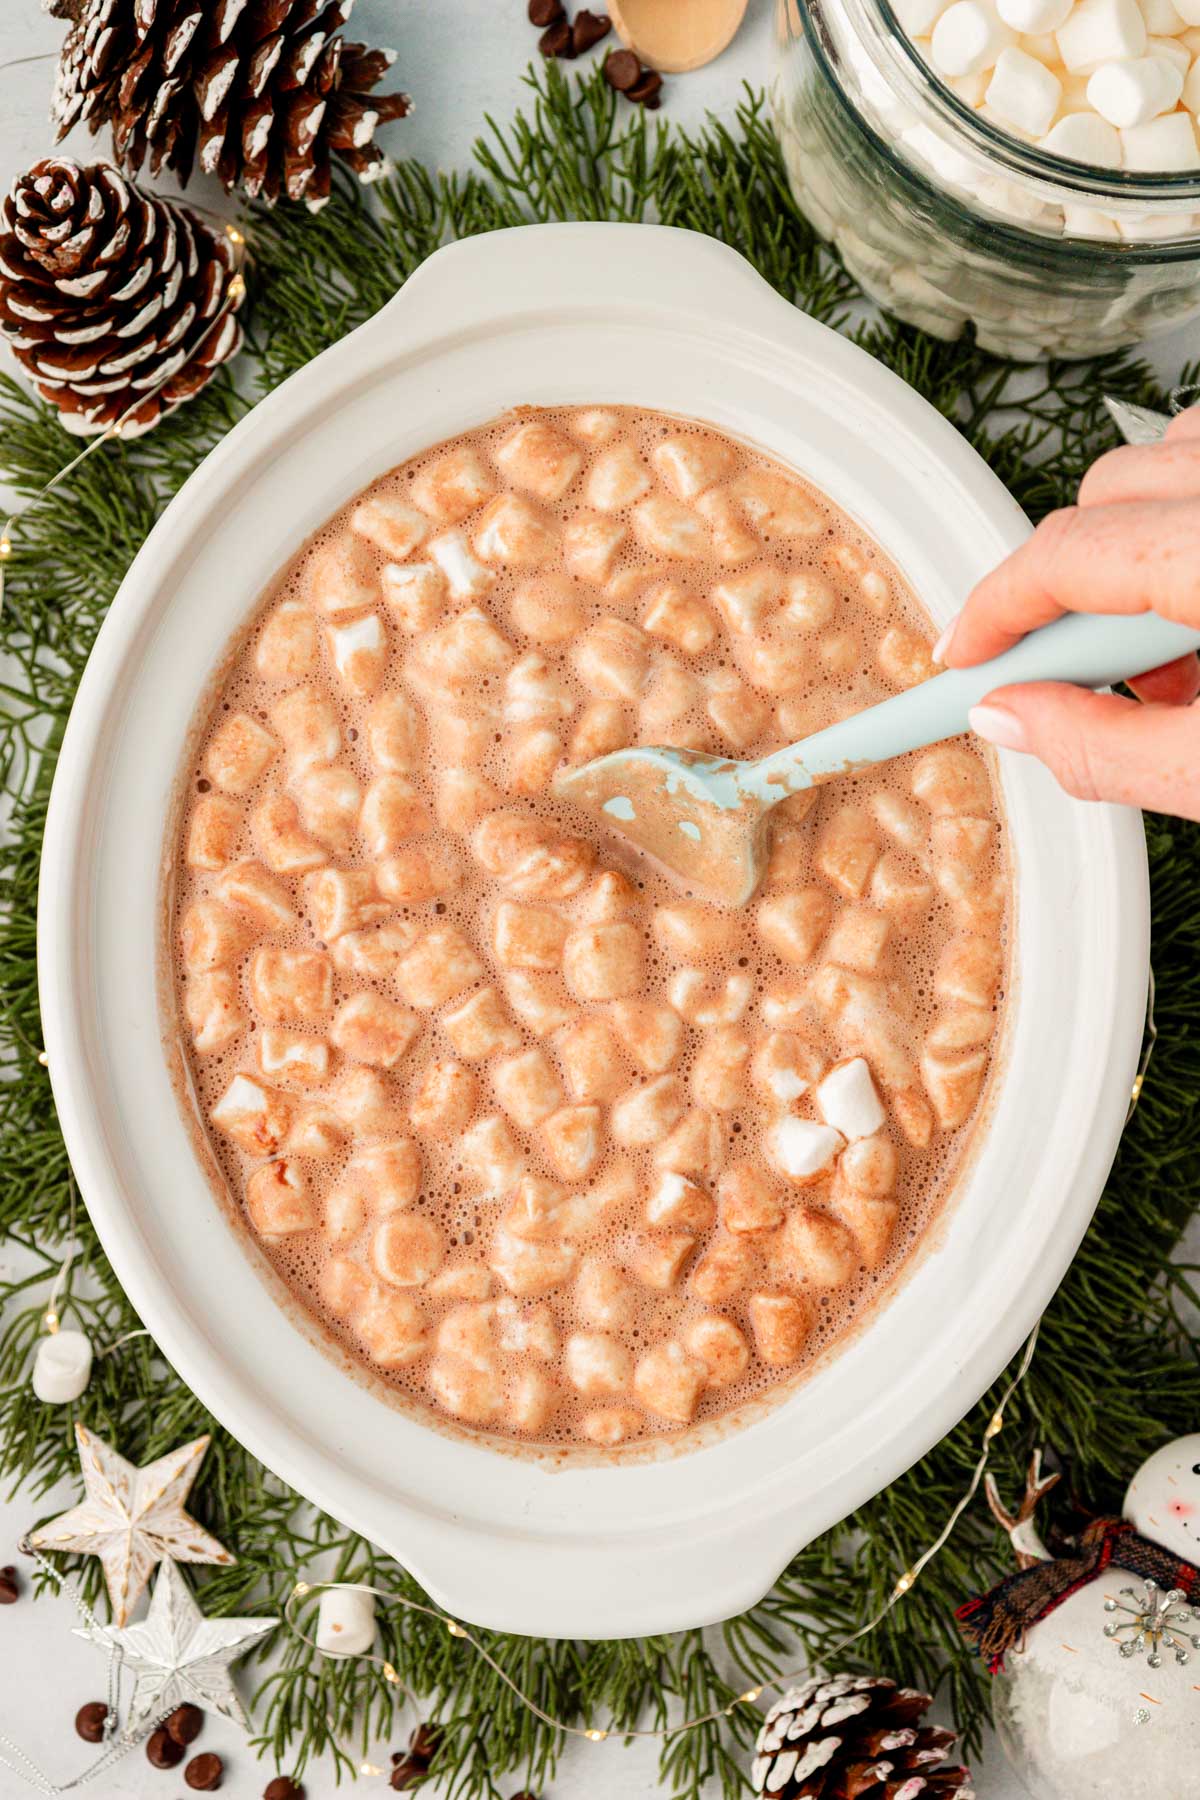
79,1557,278,1734
29,1424,233,1625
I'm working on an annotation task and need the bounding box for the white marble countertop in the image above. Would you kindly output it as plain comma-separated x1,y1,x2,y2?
1,1,1193,1796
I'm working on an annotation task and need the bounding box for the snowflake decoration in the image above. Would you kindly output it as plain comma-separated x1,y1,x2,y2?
1103,1578,1200,1669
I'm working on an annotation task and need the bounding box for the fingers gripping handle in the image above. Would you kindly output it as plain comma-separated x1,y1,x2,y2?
755,610,1200,789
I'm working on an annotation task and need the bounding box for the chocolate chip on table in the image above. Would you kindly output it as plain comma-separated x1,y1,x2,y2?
74,1701,109,1744
184,1751,224,1790
572,9,612,54
604,47,642,91
166,1703,204,1746
627,68,664,108
0,1565,19,1603
408,1723,442,1764
527,0,564,23
263,1780,304,1800
538,18,575,56
146,1727,185,1769
389,1759,427,1792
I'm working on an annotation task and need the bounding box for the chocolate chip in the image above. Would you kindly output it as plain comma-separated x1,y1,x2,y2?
538,19,575,57
389,1759,426,1792
572,10,612,54
263,1780,304,1800
166,1703,204,1747
408,1723,442,1765
74,1702,109,1744
527,0,564,23
184,1751,223,1790
146,1728,185,1770
604,48,642,91
627,69,665,106
0,1566,19,1604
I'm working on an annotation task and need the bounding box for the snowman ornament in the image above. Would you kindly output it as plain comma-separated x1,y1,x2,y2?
966,1437,1200,1800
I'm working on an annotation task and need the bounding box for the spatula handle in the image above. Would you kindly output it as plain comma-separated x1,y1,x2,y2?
752,610,1200,791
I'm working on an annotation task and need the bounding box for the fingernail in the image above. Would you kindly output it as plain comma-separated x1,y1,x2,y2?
932,611,960,665
969,703,1028,752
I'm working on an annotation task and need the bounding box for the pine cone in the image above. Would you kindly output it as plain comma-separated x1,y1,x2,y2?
0,158,243,437
752,1675,975,1800
51,1,410,212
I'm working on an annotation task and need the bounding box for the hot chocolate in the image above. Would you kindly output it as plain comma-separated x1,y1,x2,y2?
169,405,1009,1451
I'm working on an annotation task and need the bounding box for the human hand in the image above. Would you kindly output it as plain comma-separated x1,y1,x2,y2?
936,403,1200,820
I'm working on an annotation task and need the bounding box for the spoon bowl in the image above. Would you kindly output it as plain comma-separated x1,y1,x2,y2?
559,606,1200,905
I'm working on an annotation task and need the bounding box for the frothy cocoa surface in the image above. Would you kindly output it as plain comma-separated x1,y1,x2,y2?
168,405,1009,1453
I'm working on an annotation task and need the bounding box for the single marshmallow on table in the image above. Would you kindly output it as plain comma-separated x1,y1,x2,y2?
315,1586,376,1657
31,1328,93,1403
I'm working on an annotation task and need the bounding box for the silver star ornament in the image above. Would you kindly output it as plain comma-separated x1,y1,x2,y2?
29,1423,233,1625
78,1556,277,1734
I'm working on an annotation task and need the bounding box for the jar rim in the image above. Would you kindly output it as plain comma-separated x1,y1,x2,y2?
809,0,1200,206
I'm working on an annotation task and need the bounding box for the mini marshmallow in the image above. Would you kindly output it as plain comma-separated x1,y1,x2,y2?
428,530,495,600
894,0,953,35
327,612,386,695
32,1328,93,1403
1148,33,1194,74
931,1,1015,75
816,1058,888,1143
1039,110,1125,162
1185,56,1200,111
1140,0,1185,31
1122,107,1200,163
986,47,1063,135
1087,55,1184,126
1056,0,1147,72
768,1116,845,1183
315,1586,376,1657
997,0,1071,26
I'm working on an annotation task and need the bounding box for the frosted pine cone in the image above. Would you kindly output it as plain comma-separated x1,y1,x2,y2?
0,158,243,436
752,1674,975,1799
51,0,410,211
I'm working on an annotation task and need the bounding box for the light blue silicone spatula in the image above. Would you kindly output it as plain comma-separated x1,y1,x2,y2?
555,608,1200,906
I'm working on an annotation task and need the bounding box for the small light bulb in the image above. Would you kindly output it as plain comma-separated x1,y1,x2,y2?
37,1051,48,1067
985,1411,1004,1440
228,274,246,301
382,1662,399,1684
446,1619,466,1638
293,1580,310,1597
584,1729,608,1742
738,1688,763,1704
44,1311,58,1334
893,1570,916,1596
0,535,11,559
359,1762,382,1777
226,225,244,244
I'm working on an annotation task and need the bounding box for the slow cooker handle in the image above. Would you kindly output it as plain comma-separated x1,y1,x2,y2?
753,610,1200,788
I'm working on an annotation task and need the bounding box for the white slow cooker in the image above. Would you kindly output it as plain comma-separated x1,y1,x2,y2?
38,224,1148,1639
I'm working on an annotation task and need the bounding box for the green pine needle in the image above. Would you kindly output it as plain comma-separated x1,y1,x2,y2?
1,59,1198,1797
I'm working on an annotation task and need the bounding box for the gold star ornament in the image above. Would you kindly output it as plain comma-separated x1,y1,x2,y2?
29,1424,233,1625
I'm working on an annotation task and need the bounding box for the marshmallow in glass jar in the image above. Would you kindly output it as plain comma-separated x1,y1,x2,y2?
773,0,1200,358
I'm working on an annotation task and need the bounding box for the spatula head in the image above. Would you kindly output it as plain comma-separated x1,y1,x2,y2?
554,744,771,907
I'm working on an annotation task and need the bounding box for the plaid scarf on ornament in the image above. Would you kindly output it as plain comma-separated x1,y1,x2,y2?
956,1516,1200,1672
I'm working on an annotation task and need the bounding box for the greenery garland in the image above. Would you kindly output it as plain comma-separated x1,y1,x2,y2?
1,61,1199,1797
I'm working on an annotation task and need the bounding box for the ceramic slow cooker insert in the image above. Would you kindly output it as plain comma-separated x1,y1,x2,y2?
38,225,1149,1638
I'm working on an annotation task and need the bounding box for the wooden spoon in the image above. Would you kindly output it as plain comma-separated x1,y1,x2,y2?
607,0,751,74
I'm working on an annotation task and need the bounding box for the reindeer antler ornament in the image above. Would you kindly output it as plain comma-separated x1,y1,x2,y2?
960,1433,1200,1800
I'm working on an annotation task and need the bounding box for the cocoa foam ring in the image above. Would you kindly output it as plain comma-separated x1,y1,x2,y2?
608,0,750,73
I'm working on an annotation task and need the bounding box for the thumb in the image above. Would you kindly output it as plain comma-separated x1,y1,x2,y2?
968,683,1200,820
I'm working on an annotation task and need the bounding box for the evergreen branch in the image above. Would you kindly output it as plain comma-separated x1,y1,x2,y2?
1,55,1198,1797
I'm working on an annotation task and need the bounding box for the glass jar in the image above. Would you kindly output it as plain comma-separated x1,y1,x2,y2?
774,0,1200,359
